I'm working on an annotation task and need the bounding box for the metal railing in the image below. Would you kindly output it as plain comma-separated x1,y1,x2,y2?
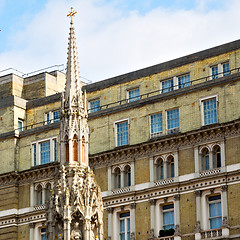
16,119,60,132
88,67,240,113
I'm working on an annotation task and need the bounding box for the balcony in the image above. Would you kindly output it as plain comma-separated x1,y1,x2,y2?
155,178,174,186
33,204,46,211
111,186,131,195
195,227,229,240
199,168,221,177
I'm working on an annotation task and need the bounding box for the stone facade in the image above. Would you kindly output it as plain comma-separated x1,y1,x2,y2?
1,23,240,240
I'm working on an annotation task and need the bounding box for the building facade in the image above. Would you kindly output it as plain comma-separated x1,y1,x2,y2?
0,37,240,240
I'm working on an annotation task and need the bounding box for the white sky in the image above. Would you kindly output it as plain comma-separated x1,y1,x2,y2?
0,0,240,82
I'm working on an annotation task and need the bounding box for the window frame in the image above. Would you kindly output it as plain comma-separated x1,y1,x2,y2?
44,110,61,124
210,61,230,80
127,87,140,103
18,119,24,132
166,108,180,131
200,95,218,126
88,98,101,113
114,119,129,147
208,195,222,229
31,136,58,166
150,112,163,138
119,212,130,240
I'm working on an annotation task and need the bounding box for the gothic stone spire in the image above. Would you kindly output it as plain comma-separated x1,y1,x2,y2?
61,8,89,166
46,9,103,240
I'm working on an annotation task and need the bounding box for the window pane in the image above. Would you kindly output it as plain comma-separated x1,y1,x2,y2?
46,113,50,124
128,88,140,102
203,98,217,125
33,144,37,166
167,109,179,130
163,210,174,230
18,120,23,131
53,110,60,122
53,139,57,162
162,79,173,93
40,141,51,164
90,99,101,113
117,121,129,146
209,200,222,229
178,74,191,88
151,113,163,134
223,62,230,76
211,66,218,79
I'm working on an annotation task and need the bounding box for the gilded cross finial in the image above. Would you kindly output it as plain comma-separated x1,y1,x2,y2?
67,7,77,24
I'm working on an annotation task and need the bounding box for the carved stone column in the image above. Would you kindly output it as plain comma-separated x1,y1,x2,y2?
107,207,114,240
163,161,168,179
130,203,136,239
149,199,156,238
221,185,229,238
194,190,202,240
174,194,180,231
29,223,35,240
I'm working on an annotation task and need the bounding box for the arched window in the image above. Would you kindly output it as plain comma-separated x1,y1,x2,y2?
167,156,174,178
156,158,164,180
73,135,78,162
201,148,210,171
115,167,121,189
213,145,221,168
124,165,131,187
36,185,43,205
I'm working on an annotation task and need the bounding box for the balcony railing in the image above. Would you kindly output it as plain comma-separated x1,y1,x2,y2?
112,186,131,195
33,204,46,211
200,228,222,239
88,67,240,113
200,168,221,177
155,178,174,186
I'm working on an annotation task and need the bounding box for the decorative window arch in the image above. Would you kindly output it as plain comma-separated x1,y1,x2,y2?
36,184,43,205
167,155,174,178
65,135,69,162
201,147,210,171
212,144,221,169
124,164,131,187
153,152,178,182
197,142,224,173
155,157,164,180
73,134,78,162
114,167,121,189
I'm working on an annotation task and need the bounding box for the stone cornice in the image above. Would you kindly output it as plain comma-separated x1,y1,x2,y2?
0,162,59,188
89,118,240,168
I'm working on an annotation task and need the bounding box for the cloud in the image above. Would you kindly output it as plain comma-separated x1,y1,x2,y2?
1,0,240,82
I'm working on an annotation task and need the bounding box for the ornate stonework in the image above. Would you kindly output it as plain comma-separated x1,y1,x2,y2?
46,9,103,240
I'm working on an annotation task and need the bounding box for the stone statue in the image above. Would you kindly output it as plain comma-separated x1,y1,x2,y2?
71,222,82,240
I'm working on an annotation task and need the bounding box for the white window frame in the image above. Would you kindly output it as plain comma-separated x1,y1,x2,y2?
160,73,191,93
18,119,24,132
110,163,134,191
194,141,225,173
150,112,163,138
31,136,58,166
114,118,129,147
199,95,218,126
88,98,101,113
44,109,60,124
209,61,230,80
127,87,140,103
113,206,133,240
153,152,179,182
201,189,223,231
166,108,180,133
155,198,179,236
